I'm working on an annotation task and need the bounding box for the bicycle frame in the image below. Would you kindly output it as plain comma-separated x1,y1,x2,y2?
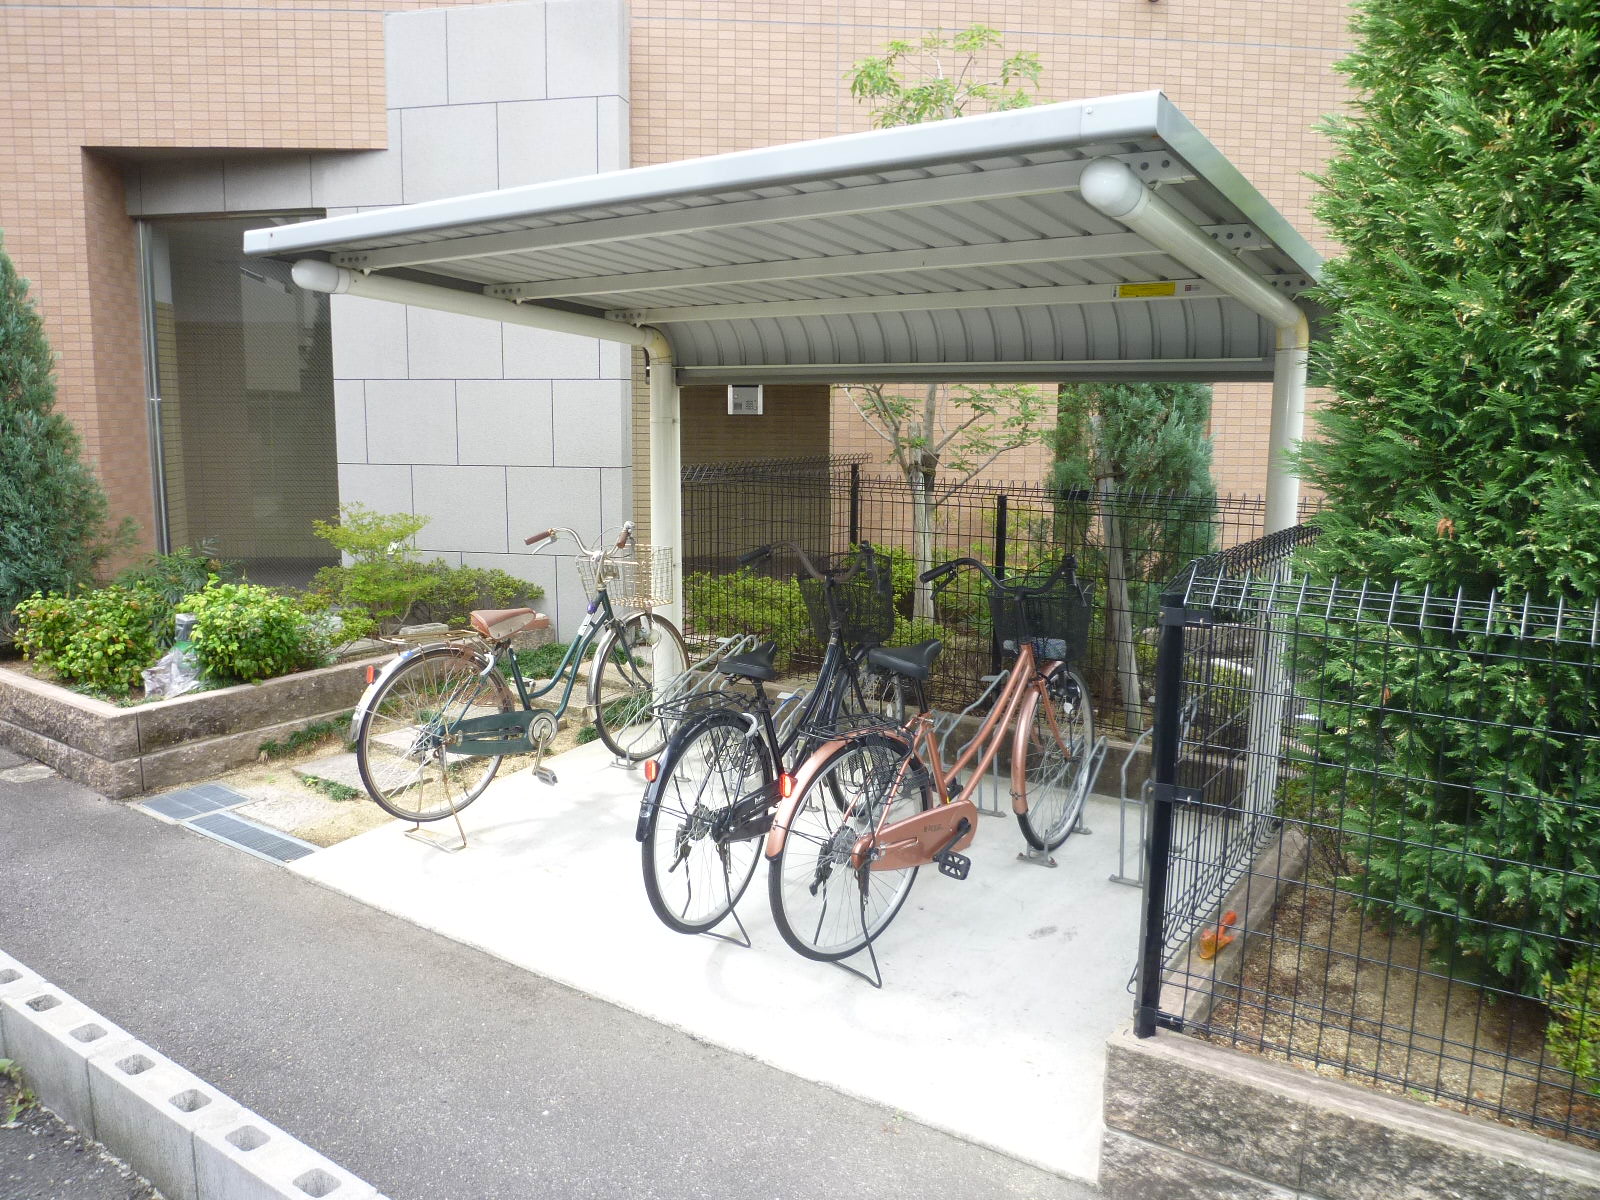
764,642,1067,861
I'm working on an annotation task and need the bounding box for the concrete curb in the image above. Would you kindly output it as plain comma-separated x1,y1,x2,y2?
0,947,386,1200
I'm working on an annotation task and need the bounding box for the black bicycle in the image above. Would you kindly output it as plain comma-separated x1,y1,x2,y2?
635,542,910,939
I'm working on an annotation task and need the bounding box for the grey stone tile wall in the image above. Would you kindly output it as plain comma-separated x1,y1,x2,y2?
128,0,633,637
1099,1025,1600,1200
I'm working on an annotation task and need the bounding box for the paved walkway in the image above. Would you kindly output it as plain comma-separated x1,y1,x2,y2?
295,741,1141,1181
0,767,1098,1200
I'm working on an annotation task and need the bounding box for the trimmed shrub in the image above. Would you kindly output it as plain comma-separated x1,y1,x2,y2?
306,504,540,632
14,586,164,693
1546,955,1600,1095
181,583,321,684
684,568,812,672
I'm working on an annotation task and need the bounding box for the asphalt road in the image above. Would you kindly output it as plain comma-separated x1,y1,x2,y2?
0,768,1098,1200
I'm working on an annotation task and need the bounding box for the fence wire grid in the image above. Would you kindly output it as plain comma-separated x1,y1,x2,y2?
682,455,1319,730
1142,531,1600,1148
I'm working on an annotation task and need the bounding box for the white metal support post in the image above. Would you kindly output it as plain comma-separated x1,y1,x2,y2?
647,341,683,629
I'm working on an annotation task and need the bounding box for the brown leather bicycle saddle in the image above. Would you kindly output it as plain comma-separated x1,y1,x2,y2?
866,639,943,681
470,608,549,641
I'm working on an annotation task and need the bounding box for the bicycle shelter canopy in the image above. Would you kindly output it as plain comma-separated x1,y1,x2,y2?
244,90,1323,617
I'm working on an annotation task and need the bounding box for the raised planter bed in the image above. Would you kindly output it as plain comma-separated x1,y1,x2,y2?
0,657,387,799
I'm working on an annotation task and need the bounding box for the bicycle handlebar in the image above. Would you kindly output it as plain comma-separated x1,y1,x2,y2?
523,520,636,562
736,540,872,585
920,554,1079,596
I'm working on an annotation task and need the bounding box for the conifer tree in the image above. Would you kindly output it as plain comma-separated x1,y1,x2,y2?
1296,0,1600,990
1300,0,1600,596
0,235,120,641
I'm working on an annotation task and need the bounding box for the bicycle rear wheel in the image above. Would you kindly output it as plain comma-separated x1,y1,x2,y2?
1014,666,1094,851
591,611,687,761
356,648,514,822
641,710,769,934
767,733,931,962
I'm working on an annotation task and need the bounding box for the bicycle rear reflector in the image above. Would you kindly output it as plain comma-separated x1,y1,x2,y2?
643,759,659,783
779,773,796,799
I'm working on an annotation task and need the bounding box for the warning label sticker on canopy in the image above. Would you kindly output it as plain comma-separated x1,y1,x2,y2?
1116,281,1178,299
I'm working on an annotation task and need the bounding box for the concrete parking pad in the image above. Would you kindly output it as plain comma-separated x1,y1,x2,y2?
291,740,1141,1182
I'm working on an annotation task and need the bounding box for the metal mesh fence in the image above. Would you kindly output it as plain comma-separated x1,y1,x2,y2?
681,455,1319,728
1138,537,1600,1148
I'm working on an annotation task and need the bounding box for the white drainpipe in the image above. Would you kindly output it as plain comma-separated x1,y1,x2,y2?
291,261,682,625
1078,160,1311,534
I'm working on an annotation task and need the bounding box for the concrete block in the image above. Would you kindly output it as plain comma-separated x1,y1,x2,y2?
312,112,403,209
497,98,597,188
363,379,457,466
383,8,447,108
405,306,502,380
1099,1127,1296,1200
195,1112,377,1200
503,323,597,379
447,2,545,104
334,380,366,465
597,96,628,173
412,466,508,555
337,465,413,517
552,380,628,466
331,293,408,380
223,156,313,211
1103,1027,1305,1189
138,160,225,216
457,380,553,466
0,959,46,1057
401,104,498,204
546,0,627,99
88,1044,243,1200
0,988,137,1137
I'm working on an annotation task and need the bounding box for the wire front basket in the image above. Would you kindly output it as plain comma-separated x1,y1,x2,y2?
989,573,1094,664
577,545,673,610
799,559,895,646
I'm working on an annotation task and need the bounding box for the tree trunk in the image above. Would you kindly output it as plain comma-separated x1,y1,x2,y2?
1092,413,1142,732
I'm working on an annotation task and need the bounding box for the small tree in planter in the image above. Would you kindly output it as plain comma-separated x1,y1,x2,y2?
0,235,127,643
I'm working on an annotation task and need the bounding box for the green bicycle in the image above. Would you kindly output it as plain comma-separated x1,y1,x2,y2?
352,521,687,822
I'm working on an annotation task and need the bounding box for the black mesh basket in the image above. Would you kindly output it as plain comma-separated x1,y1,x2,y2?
799,557,895,646
989,573,1094,663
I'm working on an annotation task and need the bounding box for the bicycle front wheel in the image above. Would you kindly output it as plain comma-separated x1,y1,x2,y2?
768,733,931,962
591,611,687,761
356,648,514,822
641,710,770,934
1014,666,1095,851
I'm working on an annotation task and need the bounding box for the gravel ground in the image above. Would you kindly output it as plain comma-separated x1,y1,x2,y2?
0,1078,160,1200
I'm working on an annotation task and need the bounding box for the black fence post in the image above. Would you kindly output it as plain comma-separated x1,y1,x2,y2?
991,493,1009,671
1135,591,1187,1038
848,462,861,548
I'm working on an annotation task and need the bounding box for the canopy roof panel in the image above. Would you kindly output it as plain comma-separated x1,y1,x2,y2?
245,90,1321,384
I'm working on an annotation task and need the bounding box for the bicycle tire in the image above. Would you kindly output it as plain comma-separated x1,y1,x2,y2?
356,647,514,822
641,709,770,934
767,732,932,962
1014,666,1095,851
590,611,688,761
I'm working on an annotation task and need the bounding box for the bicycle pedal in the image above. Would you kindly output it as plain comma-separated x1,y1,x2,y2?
934,850,971,880
533,767,558,786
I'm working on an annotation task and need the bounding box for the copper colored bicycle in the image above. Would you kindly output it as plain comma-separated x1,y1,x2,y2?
762,555,1096,977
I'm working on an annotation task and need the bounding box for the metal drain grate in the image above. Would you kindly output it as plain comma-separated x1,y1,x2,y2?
139,782,252,822
184,812,318,864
